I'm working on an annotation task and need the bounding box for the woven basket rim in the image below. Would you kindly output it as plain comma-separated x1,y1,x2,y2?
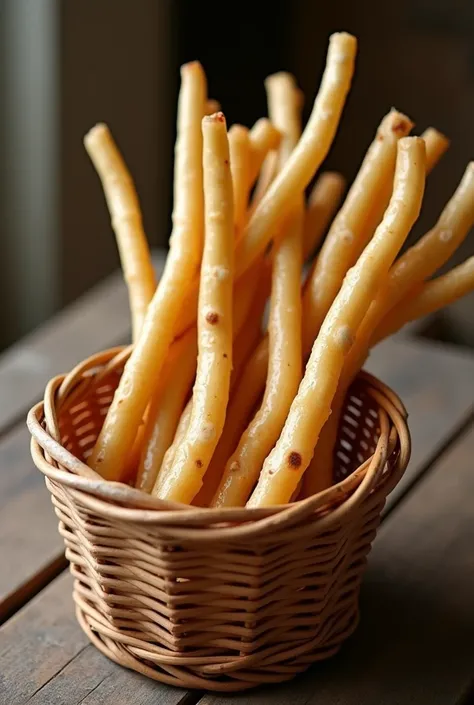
27,346,411,538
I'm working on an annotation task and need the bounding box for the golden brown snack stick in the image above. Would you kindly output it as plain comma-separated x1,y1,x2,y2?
248,118,282,186
195,339,268,507
88,62,206,480
228,125,252,237
303,171,346,262
195,271,270,506
154,399,192,495
301,110,413,354
373,256,474,343
230,264,270,393
158,113,234,503
248,137,426,507
234,32,357,280
84,124,156,342
354,126,449,262
249,151,279,217
135,327,197,492
212,72,304,507
421,127,450,171
304,160,474,497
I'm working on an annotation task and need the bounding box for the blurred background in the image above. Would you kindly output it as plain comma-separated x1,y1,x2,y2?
0,0,473,352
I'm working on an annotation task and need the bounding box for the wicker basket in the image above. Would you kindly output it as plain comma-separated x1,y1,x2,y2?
27,346,410,692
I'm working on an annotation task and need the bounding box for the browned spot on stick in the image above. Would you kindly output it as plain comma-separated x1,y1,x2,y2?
205,311,219,325
288,451,302,468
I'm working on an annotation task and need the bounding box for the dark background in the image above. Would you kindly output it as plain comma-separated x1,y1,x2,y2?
1,0,473,351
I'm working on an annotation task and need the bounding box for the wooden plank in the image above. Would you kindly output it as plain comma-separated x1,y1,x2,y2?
367,337,474,509
0,254,164,434
0,573,196,705
1,336,473,624
200,425,474,705
0,425,64,622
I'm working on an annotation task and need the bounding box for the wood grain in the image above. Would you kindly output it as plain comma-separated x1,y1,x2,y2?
367,336,474,509
0,573,196,705
200,425,474,705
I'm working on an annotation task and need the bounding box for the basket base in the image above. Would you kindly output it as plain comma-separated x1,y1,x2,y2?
75,597,360,693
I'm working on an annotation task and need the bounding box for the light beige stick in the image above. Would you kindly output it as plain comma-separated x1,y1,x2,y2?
84,124,156,342
248,137,426,507
249,151,279,217
213,72,304,507
88,61,206,480
154,399,192,495
158,113,234,503
302,122,449,355
301,109,413,354
195,270,270,506
304,159,474,497
359,126,449,251
234,32,357,280
303,171,346,262
135,327,197,492
248,118,282,186
373,256,474,343
229,125,251,238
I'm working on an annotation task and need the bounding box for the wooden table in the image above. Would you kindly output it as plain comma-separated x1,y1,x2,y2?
1,259,473,705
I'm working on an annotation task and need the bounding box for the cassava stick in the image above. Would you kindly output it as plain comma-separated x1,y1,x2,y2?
212,72,304,507
84,124,156,342
229,125,251,237
301,109,413,353
373,256,474,343
195,271,270,506
248,118,282,186
303,171,346,262
154,399,192,495
158,113,234,503
173,34,356,344
304,160,474,496
248,137,426,507
302,122,449,354
234,32,357,279
173,122,277,339
135,328,197,492
88,61,206,480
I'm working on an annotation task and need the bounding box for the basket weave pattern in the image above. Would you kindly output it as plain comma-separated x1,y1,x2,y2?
28,347,410,692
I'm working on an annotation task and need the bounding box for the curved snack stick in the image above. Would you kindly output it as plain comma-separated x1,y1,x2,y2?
229,125,251,237
141,256,261,494
88,62,206,480
84,124,156,342
302,109,413,354
248,151,279,217
421,127,450,172
212,72,304,507
154,399,192,495
230,265,270,393
158,113,234,503
373,256,474,343
195,339,268,506
234,32,357,280
136,327,197,492
248,118,282,186
304,157,473,497
248,137,426,507
195,271,270,506
302,171,346,262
